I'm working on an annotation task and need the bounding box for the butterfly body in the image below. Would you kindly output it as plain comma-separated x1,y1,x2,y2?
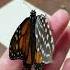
9,10,54,70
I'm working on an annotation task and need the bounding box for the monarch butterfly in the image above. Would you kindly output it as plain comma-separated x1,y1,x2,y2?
9,10,54,70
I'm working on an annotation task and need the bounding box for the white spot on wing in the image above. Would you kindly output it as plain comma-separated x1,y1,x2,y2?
47,34,49,40
39,31,41,36
37,48,40,51
51,37,54,43
36,34,38,38
41,50,44,54
47,24,49,28
15,34,18,40
43,23,45,27
45,28,47,32
44,41,46,45
46,43,50,48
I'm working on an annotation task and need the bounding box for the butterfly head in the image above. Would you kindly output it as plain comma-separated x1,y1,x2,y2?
30,10,36,17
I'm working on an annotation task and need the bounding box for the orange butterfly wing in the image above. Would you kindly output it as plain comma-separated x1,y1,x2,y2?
9,18,32,64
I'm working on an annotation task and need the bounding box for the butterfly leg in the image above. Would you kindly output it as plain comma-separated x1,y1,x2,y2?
34,63,44,70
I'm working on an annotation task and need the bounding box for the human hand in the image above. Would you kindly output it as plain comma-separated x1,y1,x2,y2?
44,9,70,70
0,9,70,70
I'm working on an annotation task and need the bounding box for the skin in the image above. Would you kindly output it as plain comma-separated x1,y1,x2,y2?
0,9,70,70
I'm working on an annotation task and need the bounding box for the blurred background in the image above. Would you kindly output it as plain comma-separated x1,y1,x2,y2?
26,0,70,14
0,0,70,14
0,0,11,8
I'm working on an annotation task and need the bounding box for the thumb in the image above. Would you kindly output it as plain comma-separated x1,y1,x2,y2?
0,49,24,70
62,59,70,70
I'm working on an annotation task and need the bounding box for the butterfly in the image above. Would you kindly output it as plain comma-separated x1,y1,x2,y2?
9,10,54,70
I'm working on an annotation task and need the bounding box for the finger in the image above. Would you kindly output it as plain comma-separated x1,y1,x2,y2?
44,27,70,70
0,49,24,70
62,58,70,70
50,9,69,42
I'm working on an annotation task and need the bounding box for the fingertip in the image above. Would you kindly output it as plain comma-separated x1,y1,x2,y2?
62,58,70,70
52,9,69,17
0,49,23,70
50,9,70,42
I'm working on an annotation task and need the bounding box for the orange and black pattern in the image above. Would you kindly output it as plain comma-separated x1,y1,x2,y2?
9,10,54,70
